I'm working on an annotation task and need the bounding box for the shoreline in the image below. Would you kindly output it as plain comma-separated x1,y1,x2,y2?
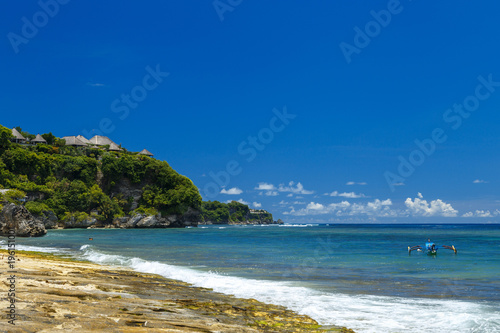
1,250,355,332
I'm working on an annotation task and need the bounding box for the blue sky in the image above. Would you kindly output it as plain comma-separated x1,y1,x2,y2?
2,0,500,223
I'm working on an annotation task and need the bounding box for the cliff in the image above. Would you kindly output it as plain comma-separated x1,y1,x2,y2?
0,125,279,235
0,125,202,233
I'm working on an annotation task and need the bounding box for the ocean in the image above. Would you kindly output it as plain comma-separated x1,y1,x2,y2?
2,224,500,332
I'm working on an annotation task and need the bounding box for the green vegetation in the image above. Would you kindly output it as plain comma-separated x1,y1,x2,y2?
62,211,92,223
201,200,273,223
41,132,57,145
4,189,27,205
133,206,159,216
25,201,50,215
0,126,13,148
201,201,230,222
0,124,202,223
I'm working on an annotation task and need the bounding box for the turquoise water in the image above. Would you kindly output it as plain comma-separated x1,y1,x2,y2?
3,224,500,332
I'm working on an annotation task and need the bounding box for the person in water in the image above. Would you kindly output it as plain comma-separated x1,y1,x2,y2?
426,239,436,251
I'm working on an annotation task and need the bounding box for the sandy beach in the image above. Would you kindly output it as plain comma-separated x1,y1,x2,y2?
1,251,354,332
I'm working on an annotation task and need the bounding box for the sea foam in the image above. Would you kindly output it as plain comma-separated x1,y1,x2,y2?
0,242,71,255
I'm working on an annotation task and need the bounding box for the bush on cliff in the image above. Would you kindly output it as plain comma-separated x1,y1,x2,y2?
201,201,230,222
25,201,51,215
0,125,13,149
4,189,26,205
62,211,91,223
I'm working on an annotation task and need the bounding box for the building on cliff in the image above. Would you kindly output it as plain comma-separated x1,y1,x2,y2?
89,135,118,146
138,149,154,157
108,142,123,152
62,136,88,147
10,128,26,144
31,134,47,144
62,134,122,151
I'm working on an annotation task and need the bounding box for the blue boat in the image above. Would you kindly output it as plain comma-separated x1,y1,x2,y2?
408,239,457,255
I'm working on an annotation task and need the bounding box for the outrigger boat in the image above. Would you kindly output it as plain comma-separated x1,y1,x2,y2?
408,239,457,255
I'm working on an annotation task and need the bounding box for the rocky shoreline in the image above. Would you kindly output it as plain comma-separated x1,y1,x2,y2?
1,251,355,332
0,203,285,238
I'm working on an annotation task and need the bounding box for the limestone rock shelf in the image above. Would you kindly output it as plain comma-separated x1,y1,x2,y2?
1,251,355,332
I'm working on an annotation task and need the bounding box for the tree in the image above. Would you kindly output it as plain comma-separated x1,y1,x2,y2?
54,138,66,147
0,125,13,149
4,189,27,205
41,132,57,145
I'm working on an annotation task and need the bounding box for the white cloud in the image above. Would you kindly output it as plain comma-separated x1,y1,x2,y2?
346,181,367,186
293,201,306,205
278,181,314,195
326,191,367,199
287,193,293,197
220,187,243,195
349,199,395,217
255,183,279,196
255,182,276,190
307,202,325,210
462,209,499,218
473,179,488,184
405,193,458,217
285,199,395,217
252,202,262,208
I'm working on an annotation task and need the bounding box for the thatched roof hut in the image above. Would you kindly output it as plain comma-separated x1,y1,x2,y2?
89,135,116,146
138,149,154,157
11,128,26,143
108,142,122,151
62,136,87,147
31,134,47,144
77,135,91,145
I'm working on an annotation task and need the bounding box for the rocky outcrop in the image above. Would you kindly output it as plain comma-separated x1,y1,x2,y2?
26,191,47,202
110,178,146,211
0,203,47,237
113,208,199,229
33,210,59,229
27,208,200,230
62,216,99,229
